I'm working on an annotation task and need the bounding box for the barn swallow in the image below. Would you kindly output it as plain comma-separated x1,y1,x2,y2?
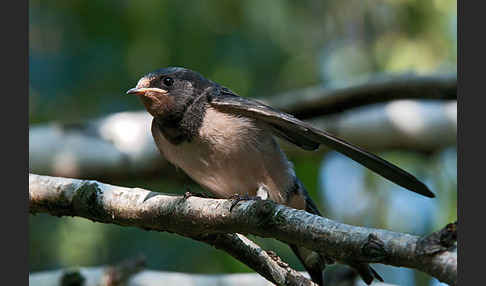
127,67,434,286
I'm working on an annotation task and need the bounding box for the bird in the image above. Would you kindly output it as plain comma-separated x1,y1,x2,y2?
127,67,435,286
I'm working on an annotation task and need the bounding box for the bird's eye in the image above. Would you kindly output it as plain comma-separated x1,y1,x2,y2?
163,77,174,87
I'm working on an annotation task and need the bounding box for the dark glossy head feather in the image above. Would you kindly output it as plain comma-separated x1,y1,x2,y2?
142,67,215,91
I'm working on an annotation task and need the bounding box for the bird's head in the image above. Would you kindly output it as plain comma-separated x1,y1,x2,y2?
127,67,214,119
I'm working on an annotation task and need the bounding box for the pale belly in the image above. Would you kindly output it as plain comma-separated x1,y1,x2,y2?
151,108,295,203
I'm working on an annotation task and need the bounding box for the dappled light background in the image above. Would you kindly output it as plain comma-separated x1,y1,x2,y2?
29,1,457,286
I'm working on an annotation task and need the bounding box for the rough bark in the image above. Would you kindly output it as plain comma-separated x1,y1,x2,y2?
29,174,457,285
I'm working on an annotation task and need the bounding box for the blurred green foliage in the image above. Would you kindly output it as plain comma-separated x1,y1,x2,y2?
29,0,456,124
29,1,456,285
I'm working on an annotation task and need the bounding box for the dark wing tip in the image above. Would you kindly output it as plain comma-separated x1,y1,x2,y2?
405,175,435,198
369,266,384,283
416,184,436,198
394,175,435,198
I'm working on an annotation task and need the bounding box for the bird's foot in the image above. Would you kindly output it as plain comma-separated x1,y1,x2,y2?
229,193,261,211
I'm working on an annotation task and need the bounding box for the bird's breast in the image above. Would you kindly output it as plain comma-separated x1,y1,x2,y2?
151,107,295,203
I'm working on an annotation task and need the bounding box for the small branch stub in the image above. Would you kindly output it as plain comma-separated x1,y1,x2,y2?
361,234,387,262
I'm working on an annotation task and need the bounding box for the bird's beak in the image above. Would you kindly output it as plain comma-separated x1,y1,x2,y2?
126,87,168,96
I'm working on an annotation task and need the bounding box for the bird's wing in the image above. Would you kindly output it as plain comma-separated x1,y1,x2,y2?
209,87,435,198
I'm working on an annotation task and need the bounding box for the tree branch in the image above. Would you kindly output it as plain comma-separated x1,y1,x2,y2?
29,173,314,286
30,267,399,286
193,233,315,285
269,73,456,119
28,112,175,181
30,267,283,286
29,173,457,285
